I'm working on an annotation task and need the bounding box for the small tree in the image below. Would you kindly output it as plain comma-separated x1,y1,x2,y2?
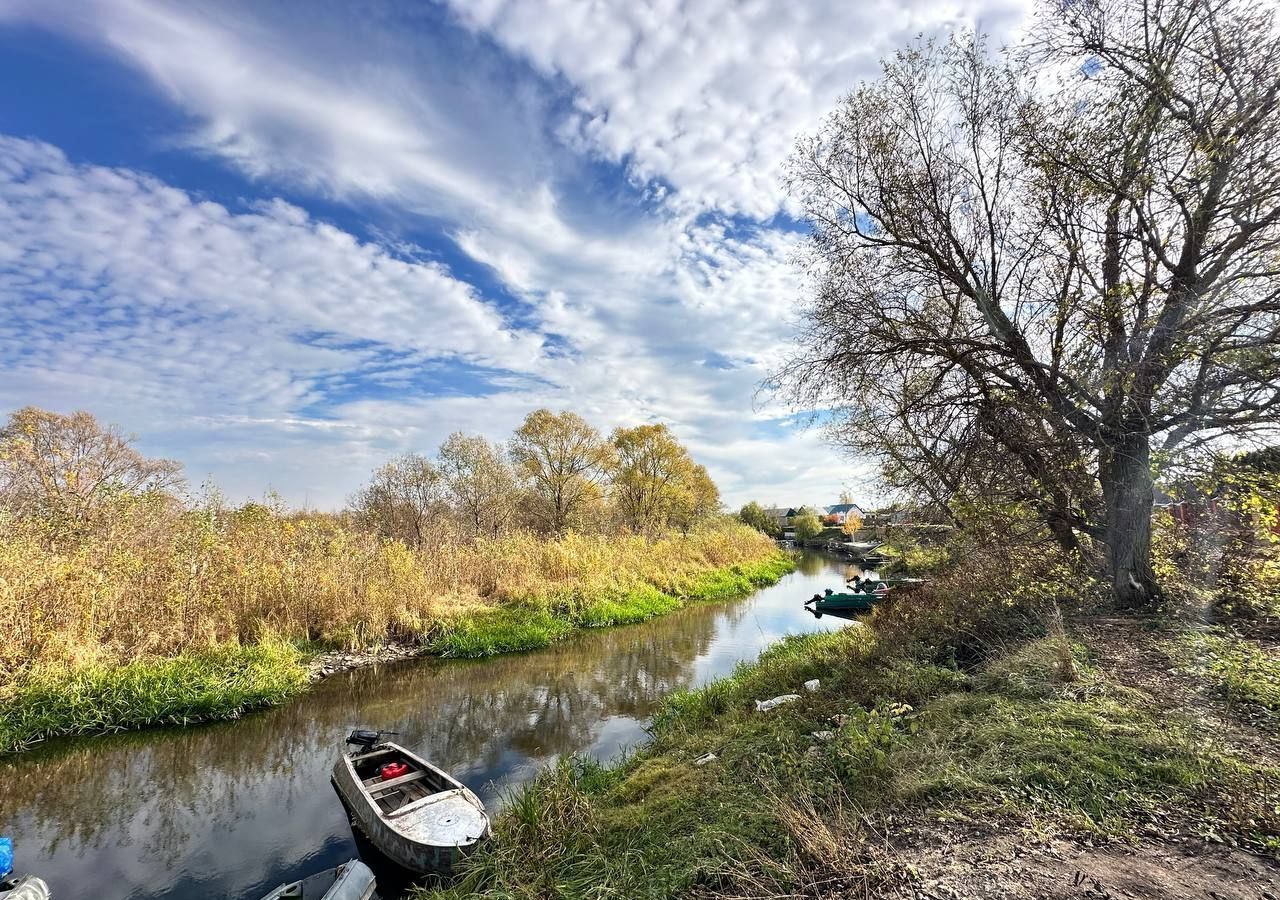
0,406,183,526
841,511,864,536
350,453,446,548
509,409,613,534
671,463,722,533
738,501,780,536
438,432,517,539
793,510,823,543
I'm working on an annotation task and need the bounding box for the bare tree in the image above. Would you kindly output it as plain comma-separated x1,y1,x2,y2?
0,406,183,524
781,0,1280,607
349,452,447,548
438,432,518,539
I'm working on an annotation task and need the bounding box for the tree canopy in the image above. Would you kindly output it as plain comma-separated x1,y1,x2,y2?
509,409,614,534
0,406,183,526
611,424,721,534
781,0,1280,607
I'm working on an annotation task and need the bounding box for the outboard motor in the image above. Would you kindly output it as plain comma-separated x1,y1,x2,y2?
345,728,397,751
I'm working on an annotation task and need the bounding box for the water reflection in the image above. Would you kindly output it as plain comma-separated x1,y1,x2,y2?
0,554,859,900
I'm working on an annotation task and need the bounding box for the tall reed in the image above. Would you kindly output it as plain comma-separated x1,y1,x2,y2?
0,499,781,678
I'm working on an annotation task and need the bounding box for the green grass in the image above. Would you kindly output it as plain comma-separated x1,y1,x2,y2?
422,634,1280,900
0,639,308,753
429,606,578,657
1173,628,1280,711
430,554,797,659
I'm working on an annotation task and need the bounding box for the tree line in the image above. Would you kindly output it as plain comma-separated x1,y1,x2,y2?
352,409,721,543
0,406,722,543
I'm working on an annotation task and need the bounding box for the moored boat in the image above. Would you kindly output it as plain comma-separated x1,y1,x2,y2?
806,592,883,613
260,859,377,900
332,730,490,876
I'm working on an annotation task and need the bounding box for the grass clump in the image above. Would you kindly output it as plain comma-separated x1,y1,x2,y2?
0,639,307,752
1173,628,1280,711
428,607,576,657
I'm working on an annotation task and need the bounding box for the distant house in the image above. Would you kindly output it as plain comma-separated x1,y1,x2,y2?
824,503,865,525
762,507,797,529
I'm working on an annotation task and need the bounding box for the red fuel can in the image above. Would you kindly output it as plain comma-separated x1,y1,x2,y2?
379,761,410,780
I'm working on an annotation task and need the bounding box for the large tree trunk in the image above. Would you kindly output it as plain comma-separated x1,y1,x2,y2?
1101,432,1163,609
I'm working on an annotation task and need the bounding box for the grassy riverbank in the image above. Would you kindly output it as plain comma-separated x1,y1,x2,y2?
0,523,792,752
429,557,1280,899
0,641,309,754
430,553,795,657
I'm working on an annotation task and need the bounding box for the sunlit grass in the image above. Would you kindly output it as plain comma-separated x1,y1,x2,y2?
430,556,797,658
0,510,790,746
0,639,308,752
1172,628,1280,711
0,511,784,672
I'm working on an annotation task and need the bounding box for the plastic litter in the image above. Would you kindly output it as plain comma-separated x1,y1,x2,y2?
0,838,11,879
754,694,800,712
694,752,718,766
803,679,820,692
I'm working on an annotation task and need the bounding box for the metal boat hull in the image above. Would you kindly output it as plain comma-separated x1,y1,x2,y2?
332,743,489,876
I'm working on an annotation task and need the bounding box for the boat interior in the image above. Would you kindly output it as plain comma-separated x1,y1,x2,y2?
351,747,453,815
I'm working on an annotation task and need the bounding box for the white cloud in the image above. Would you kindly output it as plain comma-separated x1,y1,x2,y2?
0,0,1032,509
446,0,1031,217
0,136,545,498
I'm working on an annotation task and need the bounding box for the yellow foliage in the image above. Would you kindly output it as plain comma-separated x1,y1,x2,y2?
0,501,777,677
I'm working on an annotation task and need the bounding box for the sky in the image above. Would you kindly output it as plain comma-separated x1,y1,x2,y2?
0,0,1030,511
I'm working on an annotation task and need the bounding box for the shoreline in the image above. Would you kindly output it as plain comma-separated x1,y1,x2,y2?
424,609,1280,900
1,550,797,754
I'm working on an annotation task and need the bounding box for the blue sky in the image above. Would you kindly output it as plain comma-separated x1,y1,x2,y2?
0,0,1027,509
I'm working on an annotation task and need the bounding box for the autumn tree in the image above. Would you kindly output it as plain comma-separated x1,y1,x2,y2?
610,424,720,533
509,409,613,534
782,0,1280,608
841,511,864,536
350,452,446,548
0,406,183,525
438,432,518,539
675,463,722,532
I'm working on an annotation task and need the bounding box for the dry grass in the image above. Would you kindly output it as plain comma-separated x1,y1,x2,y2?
0,497,780,679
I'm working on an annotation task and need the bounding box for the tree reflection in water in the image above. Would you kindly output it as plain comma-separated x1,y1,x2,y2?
0,553,853,900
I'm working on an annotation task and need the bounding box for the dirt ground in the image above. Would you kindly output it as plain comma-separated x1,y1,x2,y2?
881,618,1280,900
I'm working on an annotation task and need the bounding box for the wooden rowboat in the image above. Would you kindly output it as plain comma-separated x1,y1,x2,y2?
260,859,377,900
332,731,490,876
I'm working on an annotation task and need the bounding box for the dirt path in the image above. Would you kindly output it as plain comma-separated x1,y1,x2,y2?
880,619,1280,900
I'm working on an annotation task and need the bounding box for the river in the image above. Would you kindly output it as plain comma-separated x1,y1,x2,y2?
0,552,868,900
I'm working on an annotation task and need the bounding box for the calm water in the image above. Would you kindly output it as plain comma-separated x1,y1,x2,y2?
0,553,868,900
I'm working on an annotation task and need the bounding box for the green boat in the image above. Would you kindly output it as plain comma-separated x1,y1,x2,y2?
806,591,882,613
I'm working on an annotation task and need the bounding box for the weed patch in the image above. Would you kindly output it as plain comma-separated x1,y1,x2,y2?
1173,629,1280,712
